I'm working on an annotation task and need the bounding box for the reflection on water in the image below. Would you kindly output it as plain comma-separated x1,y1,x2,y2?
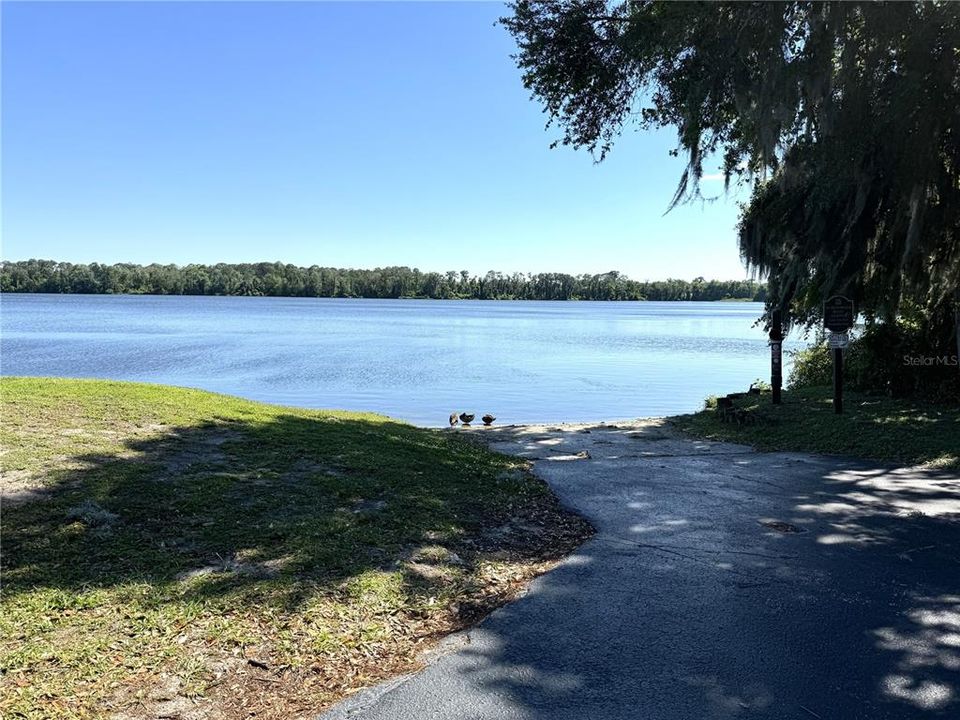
1,295,801,425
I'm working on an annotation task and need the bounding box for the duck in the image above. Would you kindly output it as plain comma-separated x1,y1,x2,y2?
449,412,459,427
482,414,496,426
459,412,475,425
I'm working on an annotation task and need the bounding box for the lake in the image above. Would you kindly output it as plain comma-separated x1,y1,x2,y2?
0,294,801,425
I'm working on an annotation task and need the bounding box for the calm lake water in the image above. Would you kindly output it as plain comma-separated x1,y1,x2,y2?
1,294,801,425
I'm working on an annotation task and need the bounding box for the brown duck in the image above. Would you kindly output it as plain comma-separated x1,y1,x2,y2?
449,412,459,427
482,414,496,426
459,413,475,425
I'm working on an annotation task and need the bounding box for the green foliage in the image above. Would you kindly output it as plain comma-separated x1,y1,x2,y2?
789,323,960,401
750,379,772,394
847,322,959,400
0,259,766,302
788,340,833,390
502,1,960,336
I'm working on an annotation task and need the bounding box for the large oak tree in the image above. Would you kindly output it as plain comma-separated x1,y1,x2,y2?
502,1,960,341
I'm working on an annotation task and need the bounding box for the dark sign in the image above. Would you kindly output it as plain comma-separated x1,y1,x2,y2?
824,296,854,332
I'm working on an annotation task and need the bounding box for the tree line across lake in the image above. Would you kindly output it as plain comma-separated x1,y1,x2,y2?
0,260,766,302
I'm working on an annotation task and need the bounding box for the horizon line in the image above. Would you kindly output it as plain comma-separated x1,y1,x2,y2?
1,258,763,285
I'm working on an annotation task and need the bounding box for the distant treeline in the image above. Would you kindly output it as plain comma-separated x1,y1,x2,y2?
0,260,766,302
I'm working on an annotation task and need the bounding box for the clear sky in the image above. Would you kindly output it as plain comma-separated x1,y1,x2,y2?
2,1,751,281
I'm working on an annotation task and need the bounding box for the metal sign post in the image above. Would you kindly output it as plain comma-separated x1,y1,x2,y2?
769,309,783,404
833,344,843,414
823,296,854,414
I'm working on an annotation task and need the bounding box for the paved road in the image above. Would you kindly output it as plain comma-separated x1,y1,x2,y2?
322,422,960,719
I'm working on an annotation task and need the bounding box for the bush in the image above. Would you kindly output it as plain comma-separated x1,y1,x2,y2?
789,321,960,402
788,339,833,389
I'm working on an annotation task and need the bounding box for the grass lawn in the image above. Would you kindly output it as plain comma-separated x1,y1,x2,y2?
672,385,960,469
0,377,591,719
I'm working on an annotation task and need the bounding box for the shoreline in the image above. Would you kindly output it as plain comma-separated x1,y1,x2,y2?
448,395,960,472
0,376,727,431
447,417,668,432
1,291,763,303
10,376,953,469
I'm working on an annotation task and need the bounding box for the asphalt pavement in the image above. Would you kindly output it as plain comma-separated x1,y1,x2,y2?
321,421,960,719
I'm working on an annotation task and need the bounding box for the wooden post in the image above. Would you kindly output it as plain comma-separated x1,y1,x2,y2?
770,309,783,404
833,347,843,414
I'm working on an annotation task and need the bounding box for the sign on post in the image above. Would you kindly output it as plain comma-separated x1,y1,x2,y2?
824,296,855,332
824,296,854,414
827,331,850,349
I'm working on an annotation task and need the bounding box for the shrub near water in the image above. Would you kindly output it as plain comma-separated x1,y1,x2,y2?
787,341,834,389
789,320,960,402
0,378,591,719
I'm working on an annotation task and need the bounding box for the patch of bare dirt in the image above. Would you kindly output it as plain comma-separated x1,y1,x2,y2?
0,469,82,507
175,554,292,582
1,469,44,506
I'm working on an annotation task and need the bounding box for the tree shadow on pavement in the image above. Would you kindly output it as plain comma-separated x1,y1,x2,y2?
372,441,960,720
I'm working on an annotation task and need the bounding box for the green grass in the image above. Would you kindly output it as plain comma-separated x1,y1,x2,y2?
672,385,960,469
0,378,590,719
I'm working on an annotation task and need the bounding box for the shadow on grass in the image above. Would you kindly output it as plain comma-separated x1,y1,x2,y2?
674,386,960,468
1,398,596,719
2,412,570,611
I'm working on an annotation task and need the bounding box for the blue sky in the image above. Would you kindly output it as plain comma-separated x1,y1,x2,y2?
2,1,750,280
